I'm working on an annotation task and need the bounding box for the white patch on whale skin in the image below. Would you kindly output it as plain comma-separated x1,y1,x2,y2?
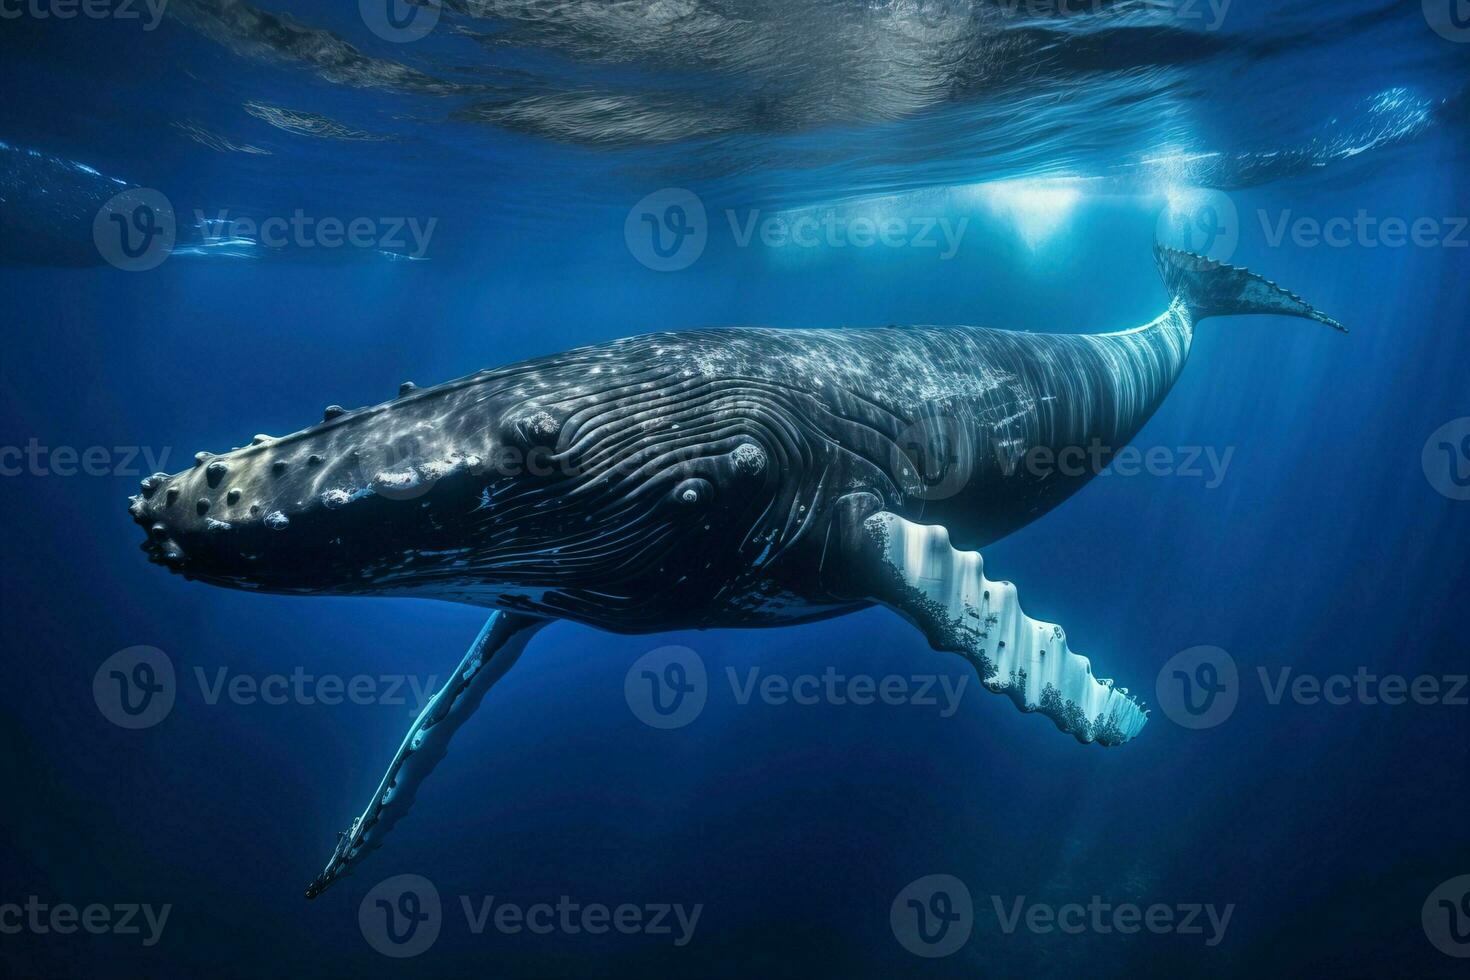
369,452,484,496
321,488,354,509
371,469,420,493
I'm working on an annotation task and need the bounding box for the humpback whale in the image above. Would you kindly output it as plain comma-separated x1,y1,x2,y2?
128,247,1344,897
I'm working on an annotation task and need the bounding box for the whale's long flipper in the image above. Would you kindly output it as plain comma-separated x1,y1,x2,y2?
305,611,548,898
853,511,1148,746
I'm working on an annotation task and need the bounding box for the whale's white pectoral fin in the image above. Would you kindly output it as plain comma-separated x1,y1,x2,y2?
304,611,547,898
858,512,1148,746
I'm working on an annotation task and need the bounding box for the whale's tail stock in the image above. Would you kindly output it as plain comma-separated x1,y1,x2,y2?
1155,245,1348,333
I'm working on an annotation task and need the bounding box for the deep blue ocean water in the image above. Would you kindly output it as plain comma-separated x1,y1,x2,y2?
2,1,1468,977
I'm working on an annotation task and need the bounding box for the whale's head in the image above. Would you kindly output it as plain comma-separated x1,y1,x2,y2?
129,353,788,621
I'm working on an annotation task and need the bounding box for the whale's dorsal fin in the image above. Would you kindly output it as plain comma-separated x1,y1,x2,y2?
846,510,1148,746
304,611,548,898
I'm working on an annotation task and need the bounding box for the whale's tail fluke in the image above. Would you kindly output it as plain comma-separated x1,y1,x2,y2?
1155,245,1347,333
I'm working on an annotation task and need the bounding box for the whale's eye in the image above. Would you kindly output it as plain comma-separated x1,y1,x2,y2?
672,477,712,507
